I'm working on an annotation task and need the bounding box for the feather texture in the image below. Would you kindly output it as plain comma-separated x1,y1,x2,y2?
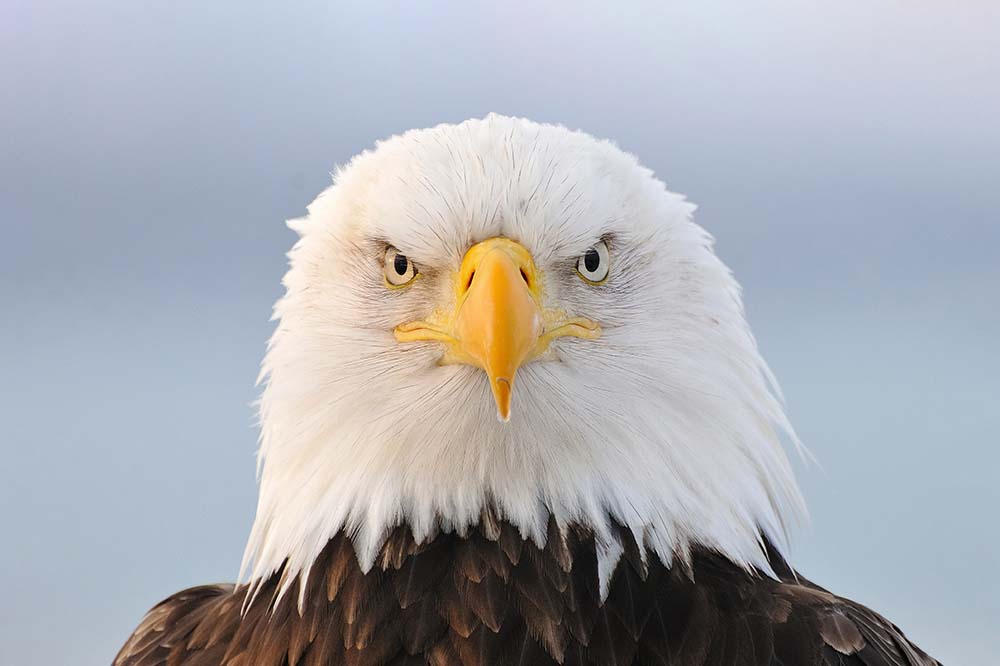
116,518,939,666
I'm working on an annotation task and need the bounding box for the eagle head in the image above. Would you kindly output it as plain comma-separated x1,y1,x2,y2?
242,115,805,593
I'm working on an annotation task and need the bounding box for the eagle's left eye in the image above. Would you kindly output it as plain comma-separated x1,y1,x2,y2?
384,246,417,287
576,240,610,283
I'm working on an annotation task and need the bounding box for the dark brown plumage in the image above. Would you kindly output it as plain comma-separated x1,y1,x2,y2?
115,516,940,666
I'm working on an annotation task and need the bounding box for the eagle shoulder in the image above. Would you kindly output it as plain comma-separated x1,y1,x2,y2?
771,578,942,666
113,584,239,666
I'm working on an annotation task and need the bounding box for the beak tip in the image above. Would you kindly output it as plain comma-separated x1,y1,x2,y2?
492,377,513,423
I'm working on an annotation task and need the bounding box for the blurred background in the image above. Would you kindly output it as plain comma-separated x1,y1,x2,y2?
2,1,997,664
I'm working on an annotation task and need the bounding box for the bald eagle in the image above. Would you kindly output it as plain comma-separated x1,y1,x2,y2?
115,115,939,666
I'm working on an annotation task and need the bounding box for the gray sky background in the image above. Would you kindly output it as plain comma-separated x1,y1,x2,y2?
2,1,998,664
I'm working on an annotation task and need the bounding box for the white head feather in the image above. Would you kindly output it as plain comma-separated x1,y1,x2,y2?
241,114,806,601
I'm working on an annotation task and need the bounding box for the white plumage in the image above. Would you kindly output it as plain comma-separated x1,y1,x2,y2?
240,114,806,605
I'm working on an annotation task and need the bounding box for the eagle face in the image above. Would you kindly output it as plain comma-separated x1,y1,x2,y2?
244,115,804,586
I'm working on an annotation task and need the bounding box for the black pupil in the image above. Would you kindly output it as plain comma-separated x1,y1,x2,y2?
393,253,409,276
583,248,601,273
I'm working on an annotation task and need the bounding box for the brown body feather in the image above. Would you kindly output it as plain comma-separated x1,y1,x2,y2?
115,518,940,666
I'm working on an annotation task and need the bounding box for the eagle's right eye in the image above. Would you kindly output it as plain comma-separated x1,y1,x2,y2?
384,246,417,287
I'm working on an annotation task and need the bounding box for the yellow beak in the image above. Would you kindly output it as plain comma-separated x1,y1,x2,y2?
453,238,542,420
395,237,600,421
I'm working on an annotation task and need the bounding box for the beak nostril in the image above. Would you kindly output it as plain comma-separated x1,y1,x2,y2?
519,268,530,287
465,270,475,293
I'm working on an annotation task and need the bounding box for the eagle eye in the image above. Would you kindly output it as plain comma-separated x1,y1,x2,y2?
384,246,417,287
576,240,610,283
